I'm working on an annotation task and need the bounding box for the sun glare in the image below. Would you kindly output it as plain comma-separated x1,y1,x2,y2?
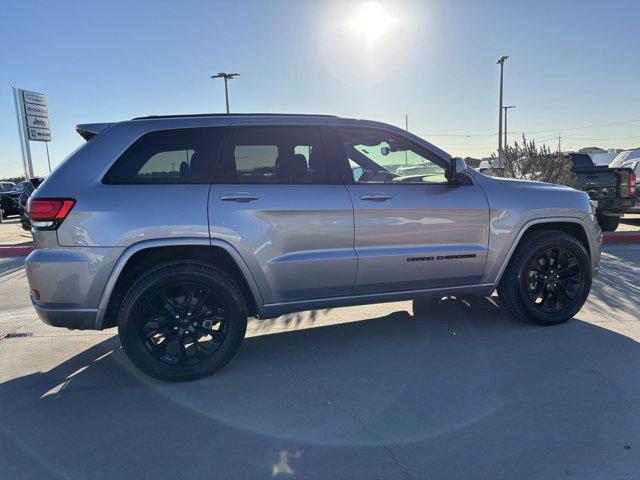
351,2,392,41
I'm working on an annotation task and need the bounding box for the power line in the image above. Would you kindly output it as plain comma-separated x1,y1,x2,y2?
421,118,640,138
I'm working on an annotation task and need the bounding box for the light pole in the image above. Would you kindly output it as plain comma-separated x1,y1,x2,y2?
496,55,509,156
210,72,240,113
503,105,515,147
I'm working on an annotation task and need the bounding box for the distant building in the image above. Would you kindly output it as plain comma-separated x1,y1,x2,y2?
578,147,606,154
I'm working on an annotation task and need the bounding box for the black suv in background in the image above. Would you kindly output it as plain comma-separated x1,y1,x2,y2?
566,153,636,231
0,179,43,221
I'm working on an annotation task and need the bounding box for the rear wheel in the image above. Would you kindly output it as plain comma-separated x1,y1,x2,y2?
497,230,592,325
118,260,247,382
596,214,620,232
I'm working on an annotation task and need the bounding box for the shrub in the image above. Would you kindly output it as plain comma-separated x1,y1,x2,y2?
486,136,577,186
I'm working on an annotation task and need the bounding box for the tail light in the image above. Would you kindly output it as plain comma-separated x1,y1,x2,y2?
26,198,75,230
630,172,637,196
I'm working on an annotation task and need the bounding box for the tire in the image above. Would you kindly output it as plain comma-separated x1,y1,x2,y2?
596,214,620,232
412,297,436,319
118,260,247,382
497,230,592,325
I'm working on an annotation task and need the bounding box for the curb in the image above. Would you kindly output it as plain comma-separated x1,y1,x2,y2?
603,232,640,245
0,246,34,257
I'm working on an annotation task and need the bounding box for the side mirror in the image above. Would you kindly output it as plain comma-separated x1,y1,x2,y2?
447,157,467,181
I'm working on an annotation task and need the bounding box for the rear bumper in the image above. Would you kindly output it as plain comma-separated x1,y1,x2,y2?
596,197,635,214
25,246,123,330
32,297,99,330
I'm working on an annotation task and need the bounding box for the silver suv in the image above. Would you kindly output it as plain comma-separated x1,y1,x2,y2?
25,114,602,381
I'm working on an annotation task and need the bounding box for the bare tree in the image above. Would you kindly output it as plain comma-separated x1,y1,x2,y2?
487,136,577,186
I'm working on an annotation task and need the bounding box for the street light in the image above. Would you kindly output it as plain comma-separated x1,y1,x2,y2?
503,105,516,147
496,55,509,155
210,72,240,113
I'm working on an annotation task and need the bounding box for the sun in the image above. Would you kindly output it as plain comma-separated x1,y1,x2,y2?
351,2,392,41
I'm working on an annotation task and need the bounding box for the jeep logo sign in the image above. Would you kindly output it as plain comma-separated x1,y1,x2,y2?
27,115,50,129
20,90,52,142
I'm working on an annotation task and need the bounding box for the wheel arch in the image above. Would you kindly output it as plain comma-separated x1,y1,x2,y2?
96,239,263,329
493,217,592,285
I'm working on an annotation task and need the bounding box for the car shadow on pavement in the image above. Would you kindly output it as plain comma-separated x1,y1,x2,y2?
1,296,640,479
588,246,640,315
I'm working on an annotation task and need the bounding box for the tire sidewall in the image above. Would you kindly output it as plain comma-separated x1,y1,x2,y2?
515,236,591,324
118,263,247,382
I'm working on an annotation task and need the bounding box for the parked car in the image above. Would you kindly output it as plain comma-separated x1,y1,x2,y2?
0,181,15,192
26,114,601,381
17,178,44,230
565,152,636,231
0,181,33,218
609,149,640,169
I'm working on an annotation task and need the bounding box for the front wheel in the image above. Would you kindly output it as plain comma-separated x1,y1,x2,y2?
118,260,247,382
497,230,592,325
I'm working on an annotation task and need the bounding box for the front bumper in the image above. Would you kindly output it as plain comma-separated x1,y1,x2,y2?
32,297,99,330
589,213,603,278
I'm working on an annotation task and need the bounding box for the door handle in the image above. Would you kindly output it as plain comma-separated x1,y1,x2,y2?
360,192,393,202
219,193,259,203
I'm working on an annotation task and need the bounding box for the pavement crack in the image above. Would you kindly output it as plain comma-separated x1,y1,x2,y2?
547,332,638,408
286,362,414,480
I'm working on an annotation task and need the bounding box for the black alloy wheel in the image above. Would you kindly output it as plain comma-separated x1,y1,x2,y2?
118,260,247,382
141,283,228,366
497,230,592,325
523,246,583,314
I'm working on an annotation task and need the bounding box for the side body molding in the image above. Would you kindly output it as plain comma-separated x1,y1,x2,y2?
95,238,264,329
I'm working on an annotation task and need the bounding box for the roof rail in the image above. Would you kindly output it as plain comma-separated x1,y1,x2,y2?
131,113,338,120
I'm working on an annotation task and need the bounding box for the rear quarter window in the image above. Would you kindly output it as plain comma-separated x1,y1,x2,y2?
103,127,225,184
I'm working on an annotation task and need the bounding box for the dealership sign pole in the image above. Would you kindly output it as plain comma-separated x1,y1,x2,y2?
12,88,52,178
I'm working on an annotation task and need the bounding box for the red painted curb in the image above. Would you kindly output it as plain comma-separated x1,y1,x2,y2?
0,246,34,257
603,232,640,244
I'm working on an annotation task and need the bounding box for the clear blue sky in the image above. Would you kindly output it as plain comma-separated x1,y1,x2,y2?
1,0,639,178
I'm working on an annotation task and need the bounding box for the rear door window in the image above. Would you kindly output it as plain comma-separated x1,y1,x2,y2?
103,127,225,184
216,127,329,184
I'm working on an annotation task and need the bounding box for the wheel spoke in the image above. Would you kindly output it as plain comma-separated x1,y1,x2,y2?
557,281,576,300
148,304,174,324
191,335,203,359
195,326,226,341
190,290,210,320
551,288,564,310
161,294,181,318
139,282,229,366
183,289,197,315
175,337,187,365
148,334,178,357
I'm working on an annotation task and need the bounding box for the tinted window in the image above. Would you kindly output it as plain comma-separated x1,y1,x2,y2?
568,154,594,169
340,128,447,184
103,128,225,184
217,127,329,184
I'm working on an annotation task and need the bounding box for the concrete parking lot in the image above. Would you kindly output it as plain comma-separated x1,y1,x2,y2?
1,246,640,479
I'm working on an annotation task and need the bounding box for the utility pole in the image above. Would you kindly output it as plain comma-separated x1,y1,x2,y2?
405,114,408,164
557,134,562,153
496,55,509,156
210,72,240,113
503,105,515,148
